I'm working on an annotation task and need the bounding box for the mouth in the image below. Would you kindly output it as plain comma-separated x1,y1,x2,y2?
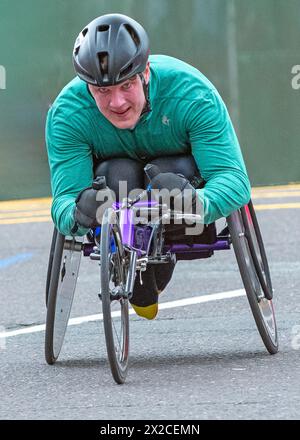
111,107,131,117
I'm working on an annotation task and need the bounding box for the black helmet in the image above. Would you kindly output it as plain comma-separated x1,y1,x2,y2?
73,13,150,86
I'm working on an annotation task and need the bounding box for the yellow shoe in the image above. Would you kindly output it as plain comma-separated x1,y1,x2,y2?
131,302,158,320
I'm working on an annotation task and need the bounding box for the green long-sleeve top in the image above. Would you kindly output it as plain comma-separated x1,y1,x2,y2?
46,54,251,236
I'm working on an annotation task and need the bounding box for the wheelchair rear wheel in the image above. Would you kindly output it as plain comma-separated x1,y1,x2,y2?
45,231,83,364
241,200,273,300
100,208,129,384
227,205,278,354
45,226,58,307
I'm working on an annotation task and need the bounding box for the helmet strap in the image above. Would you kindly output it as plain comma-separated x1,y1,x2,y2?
138,73,151,116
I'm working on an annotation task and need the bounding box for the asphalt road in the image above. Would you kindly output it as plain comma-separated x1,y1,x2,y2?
0,186,300,420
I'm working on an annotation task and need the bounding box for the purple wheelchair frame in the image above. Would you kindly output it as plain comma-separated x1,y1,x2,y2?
120,200,230,258
83,196,231,262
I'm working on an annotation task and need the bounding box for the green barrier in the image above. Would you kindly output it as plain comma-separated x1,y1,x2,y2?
0,0,299,201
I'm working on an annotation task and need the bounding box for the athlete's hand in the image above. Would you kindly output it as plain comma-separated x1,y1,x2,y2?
72,176,114,231
145,165,198,213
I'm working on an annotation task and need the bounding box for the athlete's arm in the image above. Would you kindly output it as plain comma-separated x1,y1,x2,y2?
46,107,93,236
187,89,251,224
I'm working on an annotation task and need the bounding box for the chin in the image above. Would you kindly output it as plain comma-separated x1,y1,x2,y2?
111,121,131,129
112,118,138,130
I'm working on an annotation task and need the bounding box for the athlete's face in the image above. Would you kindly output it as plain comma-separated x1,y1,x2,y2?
88,62,150,129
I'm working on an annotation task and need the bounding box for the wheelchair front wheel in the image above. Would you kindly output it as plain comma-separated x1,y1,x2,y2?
45,231,83,364
100,208,129,384
227,208,278,354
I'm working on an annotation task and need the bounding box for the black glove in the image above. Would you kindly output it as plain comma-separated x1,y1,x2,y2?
145,165,198,213
72,176,114,232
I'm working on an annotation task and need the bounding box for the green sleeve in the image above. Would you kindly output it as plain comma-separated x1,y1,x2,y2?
46,107,92,236
187,90,251,223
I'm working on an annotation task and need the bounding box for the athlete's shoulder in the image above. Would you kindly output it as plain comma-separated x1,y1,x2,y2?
149,54,216,99
149,54,199,72
48,77,95,120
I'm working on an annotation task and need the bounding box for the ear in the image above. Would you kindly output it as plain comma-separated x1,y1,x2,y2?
144,61,150,85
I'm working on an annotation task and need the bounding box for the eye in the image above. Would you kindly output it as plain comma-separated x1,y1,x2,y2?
98,87,109,94
122,81,132,90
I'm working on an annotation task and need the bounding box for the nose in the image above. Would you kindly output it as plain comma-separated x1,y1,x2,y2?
109,90,127,109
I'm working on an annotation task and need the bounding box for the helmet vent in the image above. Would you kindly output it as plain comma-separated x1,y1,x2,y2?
124,24,140,48
74,28,88,56
119,63,134,80
97,25,109,32
98,52,109,79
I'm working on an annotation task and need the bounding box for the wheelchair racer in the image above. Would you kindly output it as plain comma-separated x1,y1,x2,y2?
46,13,251,320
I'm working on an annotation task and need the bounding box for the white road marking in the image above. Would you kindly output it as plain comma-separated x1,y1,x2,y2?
0,289,245,340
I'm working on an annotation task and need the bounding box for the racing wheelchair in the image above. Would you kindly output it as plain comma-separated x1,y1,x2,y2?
45,160,278,384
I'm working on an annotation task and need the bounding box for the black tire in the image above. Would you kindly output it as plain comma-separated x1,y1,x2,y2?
45,227,58,307
241,201,273,299
227,207,278,354
100,208,129,384
45,233,82,364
